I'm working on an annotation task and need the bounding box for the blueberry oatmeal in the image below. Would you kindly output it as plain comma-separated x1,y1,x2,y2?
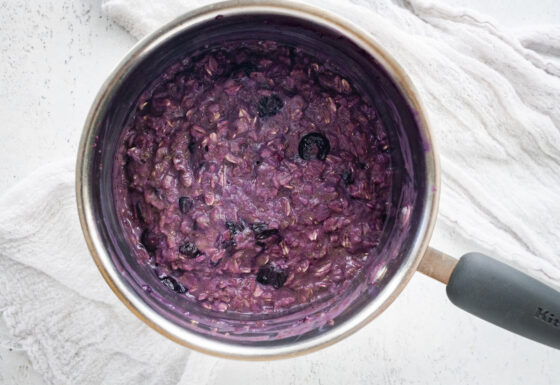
113,40,392,314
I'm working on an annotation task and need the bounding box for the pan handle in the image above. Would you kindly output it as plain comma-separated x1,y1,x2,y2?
419,248,560,349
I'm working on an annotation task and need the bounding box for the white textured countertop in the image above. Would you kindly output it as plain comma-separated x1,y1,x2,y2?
1,1,559,384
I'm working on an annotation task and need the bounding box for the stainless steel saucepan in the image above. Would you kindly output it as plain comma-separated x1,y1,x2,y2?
76,0,560,359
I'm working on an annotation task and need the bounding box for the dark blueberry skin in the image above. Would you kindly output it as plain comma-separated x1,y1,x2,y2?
134,202,145,223
255,229,280,241
256,264,288,289
141,230,163,252
179,241,201,258
381,210,388,224
160,276,187,293
221,239,236,251
256,230,282,252
342,171,354,186
231,61,258,77
250,223,282,245
257,94,284,118
178,196,193,214
298,132,330,161
289,47,296,67
188,140,197,154
250,222,268,235
225,220,244,234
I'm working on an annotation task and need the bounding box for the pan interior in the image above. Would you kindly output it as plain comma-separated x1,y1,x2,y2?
86,12,430,348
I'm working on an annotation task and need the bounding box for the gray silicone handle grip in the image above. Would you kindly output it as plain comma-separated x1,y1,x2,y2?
446,252,560,349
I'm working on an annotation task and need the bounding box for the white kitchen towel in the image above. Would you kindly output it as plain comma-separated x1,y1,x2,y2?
1,0,559,384
0,160,190,385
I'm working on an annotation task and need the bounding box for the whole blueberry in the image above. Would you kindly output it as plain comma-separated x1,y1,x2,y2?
178,196,193,214
141,230,163,252
179,241,201,259
342,171,354,185
298,132,330,161
188,141,197,154
160,276,187,293
256,264,288,289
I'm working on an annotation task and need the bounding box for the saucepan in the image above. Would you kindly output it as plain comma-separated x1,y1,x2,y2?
76,0,560,359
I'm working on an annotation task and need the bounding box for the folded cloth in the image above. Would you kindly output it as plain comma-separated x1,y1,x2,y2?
0,160,190,385
1,0,559,384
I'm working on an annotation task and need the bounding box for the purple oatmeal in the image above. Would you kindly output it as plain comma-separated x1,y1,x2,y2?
113,40,392,314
